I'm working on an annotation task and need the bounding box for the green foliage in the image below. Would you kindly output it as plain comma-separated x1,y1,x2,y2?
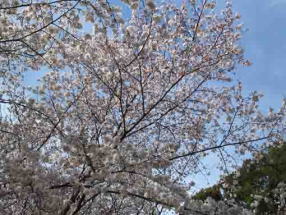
193,142,286,214
192,185,223,201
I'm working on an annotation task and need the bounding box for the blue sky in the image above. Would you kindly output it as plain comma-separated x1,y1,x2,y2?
233,0,286,111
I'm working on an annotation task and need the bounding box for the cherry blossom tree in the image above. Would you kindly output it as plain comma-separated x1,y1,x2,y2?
0,0,285,214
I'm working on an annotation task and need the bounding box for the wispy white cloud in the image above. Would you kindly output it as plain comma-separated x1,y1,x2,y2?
270,0,286,7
